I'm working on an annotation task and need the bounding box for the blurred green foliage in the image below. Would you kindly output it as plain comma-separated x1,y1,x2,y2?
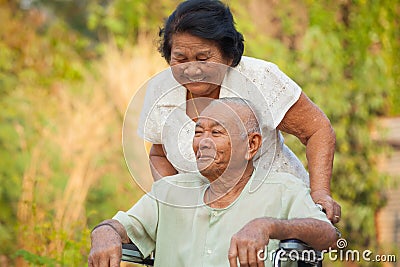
238,1,398,260
0,0,399,266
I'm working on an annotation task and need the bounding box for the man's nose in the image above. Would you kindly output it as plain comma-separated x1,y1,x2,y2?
198,136,215,150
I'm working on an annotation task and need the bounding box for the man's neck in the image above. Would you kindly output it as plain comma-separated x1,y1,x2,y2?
204,165,254,209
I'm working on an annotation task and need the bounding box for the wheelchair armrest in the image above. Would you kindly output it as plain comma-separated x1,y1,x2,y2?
276,239,322,267
279,239,317,252
121,243,154,266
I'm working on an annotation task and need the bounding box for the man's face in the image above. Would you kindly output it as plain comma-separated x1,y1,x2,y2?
192,104,248,180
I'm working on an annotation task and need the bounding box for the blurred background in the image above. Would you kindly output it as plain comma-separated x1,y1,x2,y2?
0,0,399,266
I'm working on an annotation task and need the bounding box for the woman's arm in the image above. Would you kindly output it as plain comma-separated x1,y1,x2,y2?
149,144,178,181
277,92,341,223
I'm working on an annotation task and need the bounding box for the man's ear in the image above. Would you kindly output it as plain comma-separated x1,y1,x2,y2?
245,132,262,161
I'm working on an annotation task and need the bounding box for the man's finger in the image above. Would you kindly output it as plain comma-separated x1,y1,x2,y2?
247,247,259,267
256,248,266,267
90,252,101,267
238,245,249,266
88,256,94,267
99,257,109,267
257,250,265,267
228,239,239,267
110,253,121,267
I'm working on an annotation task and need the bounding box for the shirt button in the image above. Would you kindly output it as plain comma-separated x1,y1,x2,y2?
212,211,218,216
207,249,212,254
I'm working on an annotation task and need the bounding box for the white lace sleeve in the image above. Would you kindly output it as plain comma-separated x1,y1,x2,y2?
236,57,302,129
262,62,302,128
137,79,163,144
137,68,186,144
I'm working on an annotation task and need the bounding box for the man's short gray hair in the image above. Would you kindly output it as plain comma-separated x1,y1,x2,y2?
209,97,261,138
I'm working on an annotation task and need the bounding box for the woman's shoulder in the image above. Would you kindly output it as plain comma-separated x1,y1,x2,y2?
235,56,293,87
237,56,278,72
235,56,301,100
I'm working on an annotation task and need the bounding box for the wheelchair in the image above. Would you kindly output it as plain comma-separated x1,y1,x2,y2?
121,239,323,266
273,239,323,267
121,243,154,266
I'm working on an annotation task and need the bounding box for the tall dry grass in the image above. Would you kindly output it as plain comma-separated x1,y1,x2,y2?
15,36,166,266
100,36,168,117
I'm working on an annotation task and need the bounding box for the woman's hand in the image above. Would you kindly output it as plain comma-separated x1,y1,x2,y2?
311,190,341,224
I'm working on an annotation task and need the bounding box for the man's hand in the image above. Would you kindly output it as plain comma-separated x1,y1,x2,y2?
311,190,341,224
228,218,273,267
88,226,123,267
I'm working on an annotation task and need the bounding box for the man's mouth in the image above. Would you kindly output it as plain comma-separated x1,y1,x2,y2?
197,151,216,160
197,154,214,159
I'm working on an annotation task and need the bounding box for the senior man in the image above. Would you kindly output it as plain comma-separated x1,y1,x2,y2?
89,97,337,267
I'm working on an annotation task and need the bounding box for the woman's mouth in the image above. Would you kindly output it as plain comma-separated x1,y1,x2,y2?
187,77,205,83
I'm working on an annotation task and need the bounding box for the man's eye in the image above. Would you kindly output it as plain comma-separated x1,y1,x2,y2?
212,130,221,135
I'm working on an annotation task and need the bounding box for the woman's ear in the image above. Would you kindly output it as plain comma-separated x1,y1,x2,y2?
245,132,262,161
225,57,234,67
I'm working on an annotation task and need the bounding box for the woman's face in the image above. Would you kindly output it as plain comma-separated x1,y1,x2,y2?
170,33,233,97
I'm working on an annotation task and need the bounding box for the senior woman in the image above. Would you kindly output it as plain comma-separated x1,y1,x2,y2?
137,0,340,223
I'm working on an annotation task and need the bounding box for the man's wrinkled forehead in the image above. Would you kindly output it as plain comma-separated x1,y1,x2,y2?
196,116,217,127
196,103,246,131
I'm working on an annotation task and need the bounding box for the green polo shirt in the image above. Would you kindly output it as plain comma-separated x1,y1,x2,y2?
113,172,330,267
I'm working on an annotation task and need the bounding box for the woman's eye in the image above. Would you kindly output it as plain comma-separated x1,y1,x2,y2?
172,55,187,63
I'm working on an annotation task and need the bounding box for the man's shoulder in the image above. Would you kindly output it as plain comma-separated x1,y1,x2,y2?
261,172,310,191
154,172,206,187
150,173,208,207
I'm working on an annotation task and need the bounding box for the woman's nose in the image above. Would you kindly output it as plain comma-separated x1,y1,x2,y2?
183,62,202,77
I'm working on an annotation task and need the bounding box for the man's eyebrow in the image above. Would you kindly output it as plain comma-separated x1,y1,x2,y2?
195,118,223,128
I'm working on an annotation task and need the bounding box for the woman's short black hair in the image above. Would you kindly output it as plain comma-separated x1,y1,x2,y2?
158,0,244,67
